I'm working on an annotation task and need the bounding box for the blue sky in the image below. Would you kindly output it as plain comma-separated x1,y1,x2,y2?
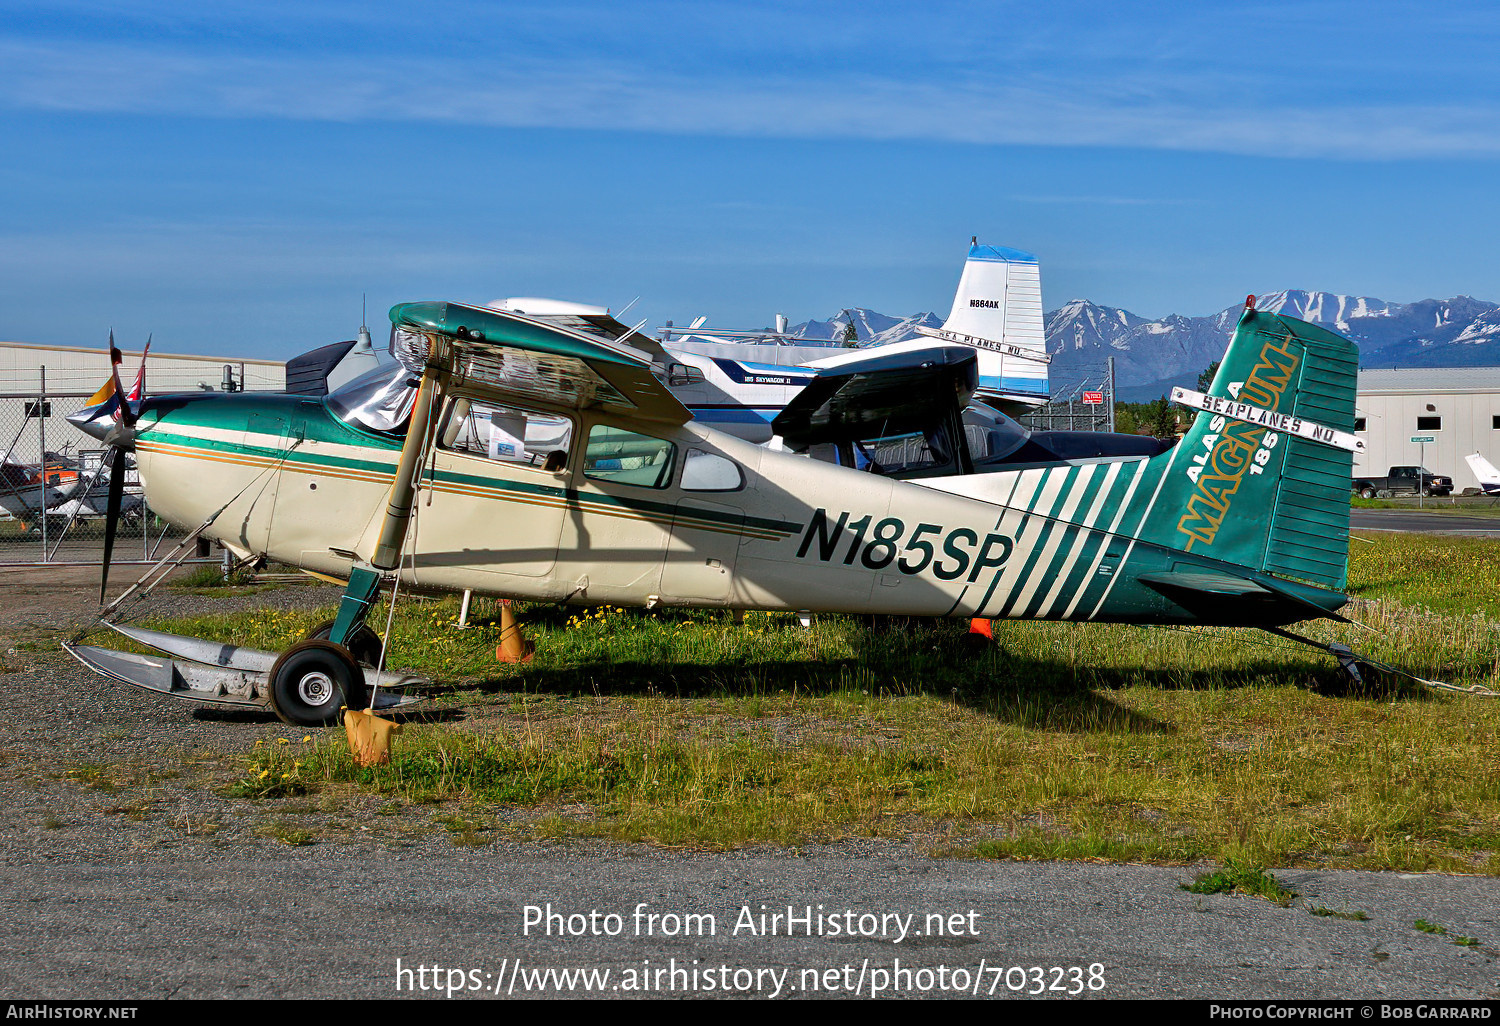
2,1,1498,358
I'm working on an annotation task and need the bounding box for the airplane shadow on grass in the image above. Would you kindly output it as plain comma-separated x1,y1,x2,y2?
444,611,1449,735
192,611,1447,731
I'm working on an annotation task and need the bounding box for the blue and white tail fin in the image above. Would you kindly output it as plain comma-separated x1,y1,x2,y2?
920,241,1048,411
1465,452,1500,495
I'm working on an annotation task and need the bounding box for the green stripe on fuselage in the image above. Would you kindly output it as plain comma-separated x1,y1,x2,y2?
142,396,797,537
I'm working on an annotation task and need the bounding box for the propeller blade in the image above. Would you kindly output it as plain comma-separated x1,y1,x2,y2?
100,448,125,604
107,335,135,429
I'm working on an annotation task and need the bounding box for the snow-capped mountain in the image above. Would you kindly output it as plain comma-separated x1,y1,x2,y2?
1057,291,1500,399
793,291,1500,401
789,308,943,345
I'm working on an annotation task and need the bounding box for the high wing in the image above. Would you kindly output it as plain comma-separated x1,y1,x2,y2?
390,301,690,426
482,297,675,366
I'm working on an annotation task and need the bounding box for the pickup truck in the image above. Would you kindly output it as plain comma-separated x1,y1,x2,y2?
1351,466,1454,498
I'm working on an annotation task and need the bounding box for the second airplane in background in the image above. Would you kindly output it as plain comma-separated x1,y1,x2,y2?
489,240,1053,442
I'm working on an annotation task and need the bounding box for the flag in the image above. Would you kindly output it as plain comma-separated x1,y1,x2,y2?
81,332,124,423
126,335,150,414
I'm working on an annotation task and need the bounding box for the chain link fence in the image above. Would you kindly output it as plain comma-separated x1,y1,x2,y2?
1017,362,1116,433
0,388,191,565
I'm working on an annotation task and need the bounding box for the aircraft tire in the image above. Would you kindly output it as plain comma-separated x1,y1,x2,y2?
268,640,367,727
304,619,384,667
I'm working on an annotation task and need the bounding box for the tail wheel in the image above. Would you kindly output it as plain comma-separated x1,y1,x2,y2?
268,640,367,727
304,619,384,668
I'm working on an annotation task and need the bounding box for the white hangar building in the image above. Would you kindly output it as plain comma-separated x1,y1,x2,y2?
0,341,286,396
0,341,287,464
1354,367,1500,493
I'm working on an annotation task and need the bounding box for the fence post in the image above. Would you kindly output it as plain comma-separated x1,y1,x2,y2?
38,367,47,561
1107,357,1116,433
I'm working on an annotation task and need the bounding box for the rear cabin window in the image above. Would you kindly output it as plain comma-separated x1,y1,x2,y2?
583,425,676,488
680,449,743,491
439,399,573,469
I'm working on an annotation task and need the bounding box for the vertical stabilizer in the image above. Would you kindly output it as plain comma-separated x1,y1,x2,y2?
940,242,1048,403
1138,303,1359,589
1465,452,1500,494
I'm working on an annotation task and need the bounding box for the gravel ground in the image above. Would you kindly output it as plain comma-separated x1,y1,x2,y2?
0,567,1497,1001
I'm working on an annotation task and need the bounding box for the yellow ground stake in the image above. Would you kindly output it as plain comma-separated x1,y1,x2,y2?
343,707,401,767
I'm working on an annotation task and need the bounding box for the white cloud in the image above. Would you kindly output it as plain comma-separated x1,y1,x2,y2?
3,38,1500,160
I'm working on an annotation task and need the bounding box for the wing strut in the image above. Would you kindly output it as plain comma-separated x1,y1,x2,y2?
317,336,449,760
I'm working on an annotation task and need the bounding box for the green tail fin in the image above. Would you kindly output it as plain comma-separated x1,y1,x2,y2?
1138,301,1358,589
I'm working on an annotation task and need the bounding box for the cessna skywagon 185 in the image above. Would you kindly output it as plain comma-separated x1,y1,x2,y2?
67,293,1366,727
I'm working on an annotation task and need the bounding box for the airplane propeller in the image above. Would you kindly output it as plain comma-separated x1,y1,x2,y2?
68,332,146,603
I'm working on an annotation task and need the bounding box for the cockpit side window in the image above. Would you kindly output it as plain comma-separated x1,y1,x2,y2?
583,425,675,488
438,397,574,470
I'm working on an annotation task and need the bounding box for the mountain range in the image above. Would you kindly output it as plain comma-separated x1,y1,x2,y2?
791,291,1500,402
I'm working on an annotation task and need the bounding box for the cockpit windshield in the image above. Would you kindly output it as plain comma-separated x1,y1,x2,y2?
326,361,417,434
962,402,1031,465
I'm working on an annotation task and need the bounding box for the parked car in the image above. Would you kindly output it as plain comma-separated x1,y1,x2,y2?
1351,466,1453,498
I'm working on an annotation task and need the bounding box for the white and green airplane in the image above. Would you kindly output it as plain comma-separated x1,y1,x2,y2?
66,294,1364,726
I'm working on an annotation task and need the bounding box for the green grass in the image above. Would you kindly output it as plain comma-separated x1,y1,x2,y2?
1348,532,1500,619
171,564,266,593
1308,906,1369,921
255,820,316,846
138,535,1500,867
1182,860,1297,906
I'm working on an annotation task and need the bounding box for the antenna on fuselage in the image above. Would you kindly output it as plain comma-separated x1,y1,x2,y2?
357,292,373,352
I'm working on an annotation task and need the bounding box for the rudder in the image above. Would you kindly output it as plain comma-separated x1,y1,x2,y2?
1138,300,1359,589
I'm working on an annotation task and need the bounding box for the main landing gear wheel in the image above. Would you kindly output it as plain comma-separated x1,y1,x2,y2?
304,619,384,667
268,640,368,727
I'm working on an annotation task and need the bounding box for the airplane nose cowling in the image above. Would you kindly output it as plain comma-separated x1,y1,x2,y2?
66,407,139,449
65,407,114,443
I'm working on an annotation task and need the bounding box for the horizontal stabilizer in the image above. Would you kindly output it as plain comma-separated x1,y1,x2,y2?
1136,570,1350,627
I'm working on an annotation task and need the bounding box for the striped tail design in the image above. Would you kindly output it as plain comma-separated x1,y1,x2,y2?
1139,302,1359,590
